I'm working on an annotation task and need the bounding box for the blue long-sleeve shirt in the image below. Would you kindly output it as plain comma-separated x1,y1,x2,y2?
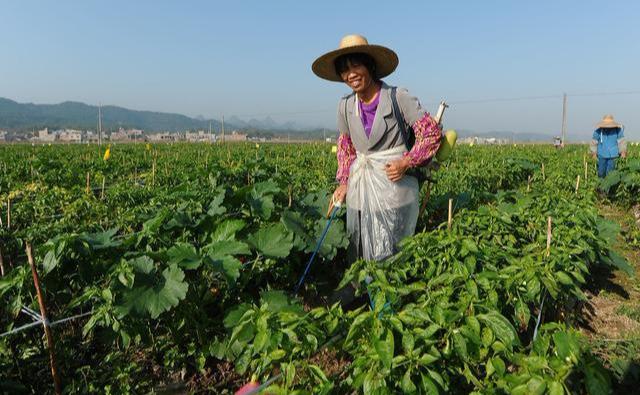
591,127,625,159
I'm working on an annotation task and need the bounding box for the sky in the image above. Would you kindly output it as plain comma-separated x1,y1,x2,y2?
1,0,639,140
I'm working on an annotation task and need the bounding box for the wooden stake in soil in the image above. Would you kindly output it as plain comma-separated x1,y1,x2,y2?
447,198,453,231
418,182,432,219
546,216,552,257
541,163,545,181
584,160,588,182
85,172,90,195
26,242,62,395
7,198,11,230
152,158,156,187
575,175,581,194
527,175,532,192
0,246,5,276
100,177,106,200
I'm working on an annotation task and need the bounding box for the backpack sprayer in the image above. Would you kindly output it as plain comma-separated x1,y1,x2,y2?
419,101,457,218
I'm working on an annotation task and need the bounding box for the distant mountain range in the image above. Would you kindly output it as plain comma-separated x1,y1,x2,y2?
0,97,555,141
0,98,313,134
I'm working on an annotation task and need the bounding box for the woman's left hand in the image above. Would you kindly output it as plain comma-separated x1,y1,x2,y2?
385,157,411,182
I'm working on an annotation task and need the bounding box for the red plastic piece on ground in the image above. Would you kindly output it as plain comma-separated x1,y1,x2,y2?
235,381,260,395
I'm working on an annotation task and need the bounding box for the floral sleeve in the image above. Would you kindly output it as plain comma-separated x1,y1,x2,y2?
403,113,442,167
336,133,356,185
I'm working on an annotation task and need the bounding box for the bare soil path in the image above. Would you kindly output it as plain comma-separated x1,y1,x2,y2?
581,203,640,388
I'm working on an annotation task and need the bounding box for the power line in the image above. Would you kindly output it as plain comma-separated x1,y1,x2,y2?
226,90,640,118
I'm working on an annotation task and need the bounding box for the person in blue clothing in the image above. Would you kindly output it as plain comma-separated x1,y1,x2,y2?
590,114,627,178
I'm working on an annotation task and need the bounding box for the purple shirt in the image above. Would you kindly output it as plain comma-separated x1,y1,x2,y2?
358,92,380,138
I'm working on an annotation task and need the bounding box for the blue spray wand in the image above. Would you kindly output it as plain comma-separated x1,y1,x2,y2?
293,199,341,295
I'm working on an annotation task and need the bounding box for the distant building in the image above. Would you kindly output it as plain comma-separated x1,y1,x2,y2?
460,136,509,145
225,130,247,142
186,130,215,143
110,128,145,142
0,130,7,142
58,129,83,143
85,131,100,143
148,132,177,142
37,128,58,142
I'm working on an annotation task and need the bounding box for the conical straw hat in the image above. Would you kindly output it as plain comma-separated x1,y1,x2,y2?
596,114,622,129
312,34,398,82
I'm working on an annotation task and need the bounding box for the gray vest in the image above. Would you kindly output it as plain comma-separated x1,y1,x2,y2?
336,82,426,153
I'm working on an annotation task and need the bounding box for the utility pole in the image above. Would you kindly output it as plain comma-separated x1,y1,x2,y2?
97,104,103,146
221,115,225,143
561,93,567,147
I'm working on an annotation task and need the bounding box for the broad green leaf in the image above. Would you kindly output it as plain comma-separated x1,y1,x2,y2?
81,228,121,250
556,271,574,286
167,243,202,270
117,264,188,319
260,290,302,314
248,223,293,258
208,255,242,283
373,329,394,369
130,256,154,274
210,219,245,242
452,331,468,360
420,373,439,395
526,377,546,395
223,304,251,328
402,369,417,393
249,194,275,220
548,381,564,395
207,191,227,216
477,312,519,348
491,356,506,377
307,364,329,383
402,332,415,354
42,250,59,274
253,180,280,196
552,331,579,361
205,240,251,258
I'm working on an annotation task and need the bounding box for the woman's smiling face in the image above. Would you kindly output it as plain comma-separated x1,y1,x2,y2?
338,59,374,94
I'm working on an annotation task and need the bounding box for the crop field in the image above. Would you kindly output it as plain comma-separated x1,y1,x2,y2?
1,142,639,394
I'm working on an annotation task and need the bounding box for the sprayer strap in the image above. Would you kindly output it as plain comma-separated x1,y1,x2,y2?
390,86,415,151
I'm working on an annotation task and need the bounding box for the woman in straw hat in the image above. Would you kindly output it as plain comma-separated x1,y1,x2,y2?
312,34,442,262
590,114,627,178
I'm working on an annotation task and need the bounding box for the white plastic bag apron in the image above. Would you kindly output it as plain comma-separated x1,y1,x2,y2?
346,145,419,261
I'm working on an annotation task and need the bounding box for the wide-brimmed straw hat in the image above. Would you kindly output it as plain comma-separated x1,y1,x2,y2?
596,114,622,129
312,34,398,82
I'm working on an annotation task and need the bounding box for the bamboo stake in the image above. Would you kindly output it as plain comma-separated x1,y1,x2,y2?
85,172,90,194
288,185,293,208
584,160,588,182
541,163,545,181
546,217,552,257
100,177,106,200
152,158,156,187
26,242,62,395
575,175,581,194
0,246,5,276
447,198,453,231
7,198,10,230
527,175,532,192
418,182,432,219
